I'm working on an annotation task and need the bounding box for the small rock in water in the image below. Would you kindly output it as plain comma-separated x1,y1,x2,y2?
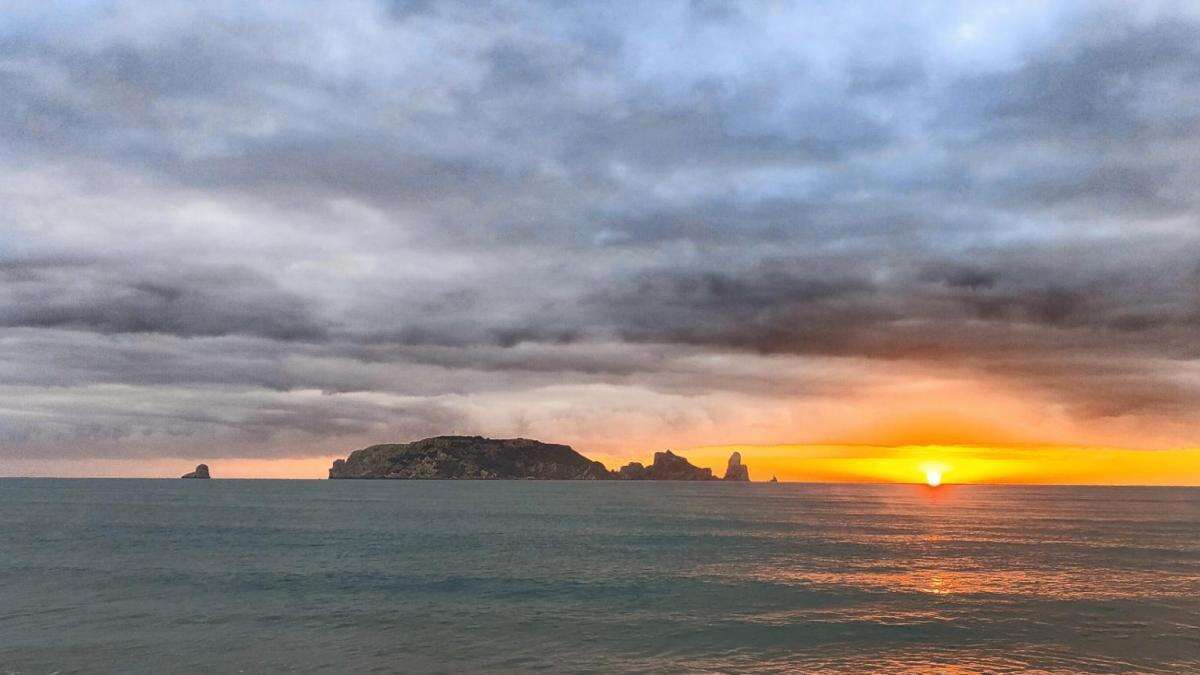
181,464,210,479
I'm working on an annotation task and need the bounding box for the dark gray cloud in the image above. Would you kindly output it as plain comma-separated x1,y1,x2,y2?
582,239,1200,360
2,1,1199,460
948,19,1200,143
0,258,326,340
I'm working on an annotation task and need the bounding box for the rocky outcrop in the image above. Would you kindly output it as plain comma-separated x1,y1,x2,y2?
616,450,715,480
181,464,210,479
648,450,715,480
328,436,612,480
723,452,750,481
615,461,648,480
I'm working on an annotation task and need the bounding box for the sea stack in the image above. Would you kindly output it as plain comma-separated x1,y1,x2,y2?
181,464,210,479
723,452,750,481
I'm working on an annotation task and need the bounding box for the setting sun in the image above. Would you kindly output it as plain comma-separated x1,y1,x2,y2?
908,459,949,486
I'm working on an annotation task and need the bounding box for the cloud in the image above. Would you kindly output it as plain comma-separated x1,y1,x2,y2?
0,258,327,340
1,0,1199,461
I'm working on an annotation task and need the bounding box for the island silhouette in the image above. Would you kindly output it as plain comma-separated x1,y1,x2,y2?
180,464,210,479
328,436,752,481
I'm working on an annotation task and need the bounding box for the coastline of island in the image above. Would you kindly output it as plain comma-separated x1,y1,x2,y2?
327,435,753,481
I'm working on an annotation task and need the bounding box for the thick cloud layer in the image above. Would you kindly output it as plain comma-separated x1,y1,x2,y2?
2,1,1199,462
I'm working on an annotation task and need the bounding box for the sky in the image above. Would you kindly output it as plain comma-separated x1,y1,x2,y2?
2,1,1199,482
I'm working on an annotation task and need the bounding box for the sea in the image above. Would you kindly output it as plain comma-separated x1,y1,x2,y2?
2,479,1198,673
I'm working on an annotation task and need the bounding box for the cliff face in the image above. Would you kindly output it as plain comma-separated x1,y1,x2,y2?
328,436,612,480
616,450,715,480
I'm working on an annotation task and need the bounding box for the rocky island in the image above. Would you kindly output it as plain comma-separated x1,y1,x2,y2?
615,450,715,480
329,436,611,480
328,435,753,481
181,464,210,479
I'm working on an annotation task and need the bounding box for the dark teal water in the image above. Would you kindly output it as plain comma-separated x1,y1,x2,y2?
2,480,1198,673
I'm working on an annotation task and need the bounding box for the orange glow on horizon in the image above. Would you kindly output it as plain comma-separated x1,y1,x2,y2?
677,444,1200,486
7,443,1199,484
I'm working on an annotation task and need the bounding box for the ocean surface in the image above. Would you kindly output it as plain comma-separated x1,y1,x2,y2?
2,480,1198,673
